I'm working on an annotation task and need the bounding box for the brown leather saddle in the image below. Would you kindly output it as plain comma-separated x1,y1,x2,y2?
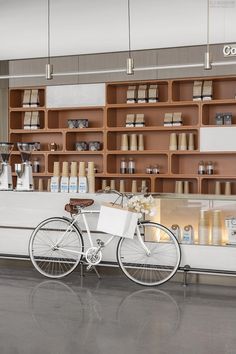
65,198,94,214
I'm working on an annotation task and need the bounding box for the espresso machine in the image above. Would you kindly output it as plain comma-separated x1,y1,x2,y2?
0,142,14,190
15,142,35,191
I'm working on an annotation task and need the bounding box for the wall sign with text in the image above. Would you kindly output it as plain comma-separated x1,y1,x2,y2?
223,44,236,57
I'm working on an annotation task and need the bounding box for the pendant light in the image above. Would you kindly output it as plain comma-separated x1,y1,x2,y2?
126,0,134,75
204,0,212,70
46,0,53,79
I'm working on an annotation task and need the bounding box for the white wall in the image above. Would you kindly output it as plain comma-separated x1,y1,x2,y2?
0,0,236,60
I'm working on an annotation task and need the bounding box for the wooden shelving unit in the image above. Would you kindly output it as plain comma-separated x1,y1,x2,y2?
8,76,236,194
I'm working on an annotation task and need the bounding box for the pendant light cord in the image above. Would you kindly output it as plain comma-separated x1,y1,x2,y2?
207,0,210,53
47,0,51,64
128,0,131,58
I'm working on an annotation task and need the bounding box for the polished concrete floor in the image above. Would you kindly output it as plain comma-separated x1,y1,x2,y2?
0,264,236,354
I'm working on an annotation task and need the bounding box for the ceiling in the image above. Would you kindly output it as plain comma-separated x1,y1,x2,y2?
0,0,235,61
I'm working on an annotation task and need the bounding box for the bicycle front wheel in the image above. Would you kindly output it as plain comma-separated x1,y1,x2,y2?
29,217,84,279
117,221,181,286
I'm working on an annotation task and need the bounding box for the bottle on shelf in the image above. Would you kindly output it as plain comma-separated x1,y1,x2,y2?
131,180,137,193
60,161,69,193
38,178,43,192
138,134,144,151
69,161,78,193
130,134,138,151
32,159,40,173
119,180,125,193
121,134,129,151
225,181,231,195
152,165,160,174
120,158,127,174
128,158,135,174
78,161,88,193
206,161,214,175
198,161,205,175
51,162,60,193
87,161,95,193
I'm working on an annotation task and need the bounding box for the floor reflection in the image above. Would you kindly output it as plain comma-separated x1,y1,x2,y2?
29,278,180,353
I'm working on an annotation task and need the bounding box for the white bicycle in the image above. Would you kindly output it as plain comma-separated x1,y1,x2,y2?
29,191,181,286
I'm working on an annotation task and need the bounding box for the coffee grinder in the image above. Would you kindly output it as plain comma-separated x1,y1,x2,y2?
0,142,14,190
15,142,35,191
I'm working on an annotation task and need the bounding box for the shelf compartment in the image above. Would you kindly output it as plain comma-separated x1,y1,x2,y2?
106,153,168,174
202,102,236,125
107,130,198,151
106,81,169,104
155,177,199,194
172,78,236,102
9,110,45,130
201,178,236,195
10,153,46,173
9,132,63,152
171,153,236,176
95,176,152,193
48,154,103,174
47,108,104,129
65,131,104,151
107,104,199,128
9,88,45,108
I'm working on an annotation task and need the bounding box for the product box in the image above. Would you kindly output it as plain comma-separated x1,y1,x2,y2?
97,203,139,238
148,84,159,103
126,114,135,127
88,141,101,151
135,113,145,127
202,80,213,100
223,113,232,125
193,81,202,101
126,86,137,104
75,141,88,151
215,113,224,125
30,89,39,107
164,113,173,126
23,111,31,130
225,217,236,244
31,111,40,129
172,112,182,126
137,85,148,103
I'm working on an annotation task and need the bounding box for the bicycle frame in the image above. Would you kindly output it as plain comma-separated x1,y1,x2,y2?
55,209,150,258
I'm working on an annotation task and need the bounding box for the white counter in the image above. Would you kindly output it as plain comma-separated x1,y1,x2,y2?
1,191,236,276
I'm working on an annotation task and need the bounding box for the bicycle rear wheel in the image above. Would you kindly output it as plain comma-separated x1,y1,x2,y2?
117,221,181,286
29,217,83,278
